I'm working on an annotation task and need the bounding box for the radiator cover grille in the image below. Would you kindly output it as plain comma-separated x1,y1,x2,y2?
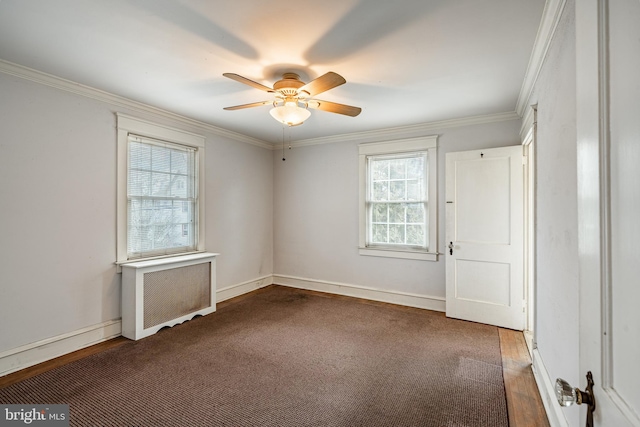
143,263,211,329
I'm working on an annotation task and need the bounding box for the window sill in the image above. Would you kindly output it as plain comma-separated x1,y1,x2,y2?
359,247,439,261
115,251,217,273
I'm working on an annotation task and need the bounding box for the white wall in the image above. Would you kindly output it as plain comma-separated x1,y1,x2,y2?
273,119,521,299
525,1,580,425
0,72,273,353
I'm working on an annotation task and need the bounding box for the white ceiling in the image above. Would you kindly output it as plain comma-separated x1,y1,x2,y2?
0,0,545,145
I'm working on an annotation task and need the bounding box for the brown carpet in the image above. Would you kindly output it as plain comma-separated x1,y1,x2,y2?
0,286,508,426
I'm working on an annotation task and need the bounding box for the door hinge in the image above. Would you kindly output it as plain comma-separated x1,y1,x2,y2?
522,155,528,165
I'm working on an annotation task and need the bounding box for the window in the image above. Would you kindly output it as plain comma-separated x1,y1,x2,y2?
127,136,197,258
116,114,206,265
367,153,427,248
359,136,438,261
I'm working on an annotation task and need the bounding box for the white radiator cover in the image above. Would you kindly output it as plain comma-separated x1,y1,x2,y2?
120,253,218,340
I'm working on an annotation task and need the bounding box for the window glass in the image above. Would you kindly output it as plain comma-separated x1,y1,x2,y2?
127,137,198,259
367,153,428,249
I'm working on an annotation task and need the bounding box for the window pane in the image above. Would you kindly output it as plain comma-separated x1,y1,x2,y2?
372,159,389,180
141,227,154,252
151,200,172,224
372,203,388,222
151,172,170,197
177,202,192,225
373,181,389,201
406,156,424,179
140,200,154,225
129,142,151,170
171,150,188,174
372,224,388,243
390,181,406,200
389,224,405,244
171,175,187,198
406,179,422,201
128,170,151,197
128,225,154,254
127,225,140,254
389,203,405,223
129,199,153,227
151,146,170,173
153,224,172,249
406,225,425,245
390,159,406,179
406,203,425,223
170,224,189,247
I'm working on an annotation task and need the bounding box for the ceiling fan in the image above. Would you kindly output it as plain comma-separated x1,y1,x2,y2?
223,72,362,126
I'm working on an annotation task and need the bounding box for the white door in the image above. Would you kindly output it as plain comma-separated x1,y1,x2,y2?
445,146,524,330
576,0,640,425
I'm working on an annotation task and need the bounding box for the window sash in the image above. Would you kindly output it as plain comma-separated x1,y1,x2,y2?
127,135,198,259
366,152,429,250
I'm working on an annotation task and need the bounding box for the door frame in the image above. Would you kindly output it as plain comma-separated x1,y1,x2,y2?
522,105,537,355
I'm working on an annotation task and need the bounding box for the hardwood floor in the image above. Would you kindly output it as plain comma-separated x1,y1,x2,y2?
500,328,550,427
1,288,550,426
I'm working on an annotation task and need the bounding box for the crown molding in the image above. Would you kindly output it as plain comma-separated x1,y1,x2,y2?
0,59,523,151
515,0,568,117
520,104,537,142
0,59,272,150
287,111,520,149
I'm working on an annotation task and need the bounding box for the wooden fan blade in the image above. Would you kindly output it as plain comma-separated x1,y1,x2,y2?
299,72,346,96
307,100,361,117
223,73,274,92
223,101,272,110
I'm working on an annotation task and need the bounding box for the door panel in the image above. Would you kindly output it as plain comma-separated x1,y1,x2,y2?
446,146,524,330
608,0,640,420
577,0,640,425
455,260,510,305
455,157,511,244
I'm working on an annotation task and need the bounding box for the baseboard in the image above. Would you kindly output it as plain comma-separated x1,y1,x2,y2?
0,320,122,377
216,275,273,303
273,274,446,312
531,348,569,427
0,275,275,378
523,330,534,356
1,275,440,377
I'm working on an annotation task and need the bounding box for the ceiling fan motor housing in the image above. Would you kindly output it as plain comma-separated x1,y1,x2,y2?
273,73,307,96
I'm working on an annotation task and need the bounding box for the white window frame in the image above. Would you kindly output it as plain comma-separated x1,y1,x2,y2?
358,136,438,261
116,114,206,268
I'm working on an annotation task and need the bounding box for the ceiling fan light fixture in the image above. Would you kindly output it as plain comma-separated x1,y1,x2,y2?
223,71,361,123
269,102,311,126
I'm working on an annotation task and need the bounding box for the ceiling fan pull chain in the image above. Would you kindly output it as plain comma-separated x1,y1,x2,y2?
282,125,286,161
